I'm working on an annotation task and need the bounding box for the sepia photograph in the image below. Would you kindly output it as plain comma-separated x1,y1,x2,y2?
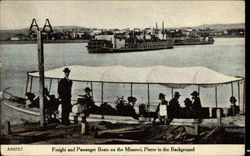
0,0,245,155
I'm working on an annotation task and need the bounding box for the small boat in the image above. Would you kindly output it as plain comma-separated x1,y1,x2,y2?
2,65,245,126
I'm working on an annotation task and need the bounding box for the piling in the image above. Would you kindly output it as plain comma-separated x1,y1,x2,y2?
37,31,46,128
5,121,11,135
81,123,86,134
216,109,222,126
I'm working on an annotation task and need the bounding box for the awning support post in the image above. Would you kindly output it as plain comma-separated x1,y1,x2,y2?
237,81,240,111
215,86,218,108
25,75,30,95
90,82,94,100
243,80,245,113
130,83,133,97
29,77,33,92
37,31,45,128
231,82,234,96
198,85,200,95
101,82,104,119
147,84,151,121
49,78,52,93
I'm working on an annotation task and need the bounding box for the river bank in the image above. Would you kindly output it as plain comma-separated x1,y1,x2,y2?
0,121,245,144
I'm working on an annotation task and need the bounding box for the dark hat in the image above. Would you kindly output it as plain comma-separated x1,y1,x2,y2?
25,92,35,100
84,87,92,92
63,67,71,73
191,91,199,96
184,98,192,103
174,92,181,97
158,93,165,99
229,96,237,103
128,96,137,103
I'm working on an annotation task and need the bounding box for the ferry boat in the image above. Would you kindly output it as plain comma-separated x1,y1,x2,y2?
1,65,245,126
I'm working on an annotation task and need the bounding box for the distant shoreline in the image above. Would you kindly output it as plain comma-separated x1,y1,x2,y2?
0,39,88,45
0,37,244,45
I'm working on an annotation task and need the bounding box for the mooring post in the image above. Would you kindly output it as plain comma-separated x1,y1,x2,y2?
37,31,46,128
5,121,11,135
194,124,199,136
216,109,222,126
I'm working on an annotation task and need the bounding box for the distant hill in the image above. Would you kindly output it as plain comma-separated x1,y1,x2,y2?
191,23,245,31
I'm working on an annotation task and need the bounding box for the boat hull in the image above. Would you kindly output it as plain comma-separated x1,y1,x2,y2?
87,40,174,53
2,99,244,127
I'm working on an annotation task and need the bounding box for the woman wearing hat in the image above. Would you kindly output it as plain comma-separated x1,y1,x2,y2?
190,91,202,118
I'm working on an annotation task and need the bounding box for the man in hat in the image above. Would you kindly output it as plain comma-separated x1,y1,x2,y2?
82,87,94,106
228,96,239,116
190,91,202,118
153,93,168,124
58,67,73,125
169,92,181,118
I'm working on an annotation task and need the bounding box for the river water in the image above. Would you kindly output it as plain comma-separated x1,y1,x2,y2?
0,38,245,109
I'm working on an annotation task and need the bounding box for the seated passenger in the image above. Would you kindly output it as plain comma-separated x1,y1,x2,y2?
228,96,240,116
153,93,168,124
127,96,137,107
78,87,96,115
25,92,36,108
183,98,193,118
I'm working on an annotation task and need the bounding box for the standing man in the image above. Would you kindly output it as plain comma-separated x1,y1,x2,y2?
190,91,202,119
58,67,73,125
169,92,181,119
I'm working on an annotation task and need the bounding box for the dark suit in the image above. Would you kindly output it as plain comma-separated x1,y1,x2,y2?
58,77,73,124
169,98,181,118
192,97,202,118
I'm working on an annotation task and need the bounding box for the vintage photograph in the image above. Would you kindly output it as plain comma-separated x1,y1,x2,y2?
0,0,245,153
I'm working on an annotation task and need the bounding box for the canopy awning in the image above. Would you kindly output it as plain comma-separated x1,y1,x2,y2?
28,65,244,88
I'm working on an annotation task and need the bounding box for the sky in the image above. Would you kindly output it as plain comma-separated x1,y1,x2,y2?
0,1,245,30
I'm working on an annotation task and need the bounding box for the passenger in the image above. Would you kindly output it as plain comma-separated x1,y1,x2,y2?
169,92,181,118
82,87,94,104
183,98,192,118
190,91,202,118
25,92,36,108
126,96,139,120
228,96,240,116
127,96,137,107
153,93,168,124
58,67,73,125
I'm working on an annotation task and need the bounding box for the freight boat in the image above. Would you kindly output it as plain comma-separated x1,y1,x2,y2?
87,28,174,53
